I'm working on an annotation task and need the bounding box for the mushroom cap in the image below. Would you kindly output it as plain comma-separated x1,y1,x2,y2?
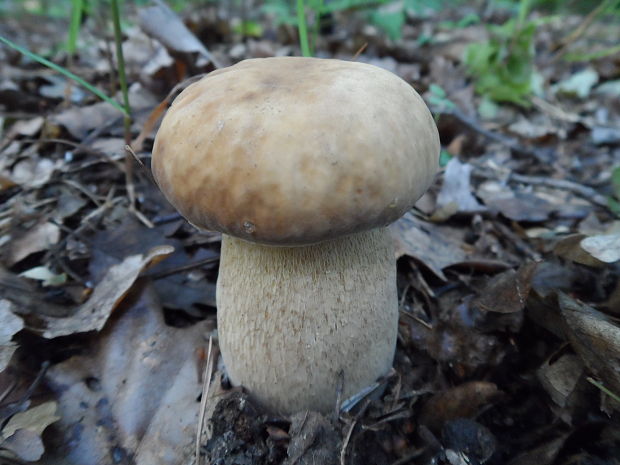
152,57,440,245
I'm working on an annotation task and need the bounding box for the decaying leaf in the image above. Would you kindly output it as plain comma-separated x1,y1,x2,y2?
10,156,58,188
0,401,60,462
558,293,620,405
0,299,24,372
553,234,606,268
390,212,468,281
434,158,486,220
537,353,584,409
7,221,60,266
473,262,536,314
508,435,568,465
418,381,501,432
137,0,218,67
46,286,210,465
42,245,174,338
580,234,620,263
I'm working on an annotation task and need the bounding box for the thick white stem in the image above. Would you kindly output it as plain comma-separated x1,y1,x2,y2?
216,228,398,415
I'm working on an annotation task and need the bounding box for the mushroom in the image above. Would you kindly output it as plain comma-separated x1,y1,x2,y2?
152,57,439,415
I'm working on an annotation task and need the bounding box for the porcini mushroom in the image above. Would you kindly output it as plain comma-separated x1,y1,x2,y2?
152,57,439,415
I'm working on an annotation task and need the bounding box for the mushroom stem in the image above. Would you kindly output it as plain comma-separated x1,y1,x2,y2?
216,227,398,415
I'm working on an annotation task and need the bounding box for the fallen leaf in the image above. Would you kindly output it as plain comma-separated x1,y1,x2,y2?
390,212,468,281
0,401,60,462
46,286,210,465
554,234,606,267
7,221,61,266
435,158,486,220
418,381,501,432
558,292,620,403
508,435,568,465
537,353,584,409
473,262,536,314
8,116,44,137
10,157,58,188
580,234,620,263
477,182,556,222
552,68,599,98
42,245,174,338
137,0,218,67
20,266,67,287
0,299,23,372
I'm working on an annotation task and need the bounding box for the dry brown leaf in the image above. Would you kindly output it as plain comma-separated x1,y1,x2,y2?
418,381,501,433
8,221,60,266
390,212,468,281
435,158,486,220
553,234,606,268
46,286,210,465
508,435,569,465
0,299,23,372
580,234,620,263
0,401,60,462
42,245,174,338
10,156,58,188
474,263,537,314
537,353,585,409
137,0,219,67
558,292,620,403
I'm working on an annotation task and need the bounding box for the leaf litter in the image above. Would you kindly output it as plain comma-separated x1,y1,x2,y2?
1,1,620,464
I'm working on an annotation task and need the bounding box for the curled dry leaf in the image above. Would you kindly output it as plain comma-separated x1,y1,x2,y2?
42,245,174,338
558,292,620,406
0,299,24,372
418,381,501,433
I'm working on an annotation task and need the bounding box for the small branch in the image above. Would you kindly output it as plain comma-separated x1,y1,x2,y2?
434,106,554,164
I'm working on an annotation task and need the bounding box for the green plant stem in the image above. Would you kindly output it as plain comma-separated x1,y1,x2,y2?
0,35,127,115
110,0,131,142
296,0,311,57
67,0,83,54
587,377,620,404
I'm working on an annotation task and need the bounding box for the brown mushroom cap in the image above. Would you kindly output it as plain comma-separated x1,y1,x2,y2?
152,57,440,245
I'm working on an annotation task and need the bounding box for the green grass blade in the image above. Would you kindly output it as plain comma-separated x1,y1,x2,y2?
296,0,311,57
110,0,132,138
587,377,620,404
67,0,84,54
0,35,128,116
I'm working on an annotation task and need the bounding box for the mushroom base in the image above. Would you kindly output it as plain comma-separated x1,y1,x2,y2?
216,228,398,415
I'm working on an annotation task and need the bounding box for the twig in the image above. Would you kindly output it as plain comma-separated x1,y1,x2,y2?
196,336,215,465
340,419,357,465
434,106,554,164
474,167,609,209
142,256,220,280
390,447,426,465
551,1,609,62
352,43,368,61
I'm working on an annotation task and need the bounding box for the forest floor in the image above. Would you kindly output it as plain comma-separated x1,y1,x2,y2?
1,2,619,464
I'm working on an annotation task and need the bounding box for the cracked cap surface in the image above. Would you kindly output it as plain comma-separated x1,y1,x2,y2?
152,57,440,245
